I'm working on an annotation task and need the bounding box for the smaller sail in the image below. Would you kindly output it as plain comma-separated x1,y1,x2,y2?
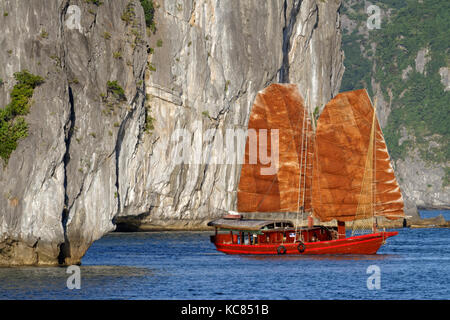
311,89,404,222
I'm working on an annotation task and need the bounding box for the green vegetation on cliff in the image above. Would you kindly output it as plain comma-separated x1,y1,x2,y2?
85,0,103,5
139,0,156,32
107,80,126,101
341,0,449,167
123,1,156,32
0,71,44,163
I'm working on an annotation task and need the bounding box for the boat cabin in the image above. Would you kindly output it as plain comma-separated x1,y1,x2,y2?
208,218,338,246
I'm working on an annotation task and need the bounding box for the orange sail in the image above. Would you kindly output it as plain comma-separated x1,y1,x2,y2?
311,89,404,222
237,84,314,212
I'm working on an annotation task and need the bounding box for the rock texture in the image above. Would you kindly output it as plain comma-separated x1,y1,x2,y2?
117,0,344,230
395,150,450,209
439,67,450,92
0,0,148,265
0,0,344,265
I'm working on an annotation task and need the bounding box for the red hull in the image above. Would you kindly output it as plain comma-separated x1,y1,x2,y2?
213,231,398,255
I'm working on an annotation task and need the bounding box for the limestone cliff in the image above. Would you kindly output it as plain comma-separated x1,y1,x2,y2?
0,0,344,265
0,0,148,265
116,0,344,230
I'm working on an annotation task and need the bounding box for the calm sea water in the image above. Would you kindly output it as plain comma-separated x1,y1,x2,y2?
0,210,449,300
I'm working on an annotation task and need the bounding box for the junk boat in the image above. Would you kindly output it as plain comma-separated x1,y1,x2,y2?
208,216,398,255
208,84,404,255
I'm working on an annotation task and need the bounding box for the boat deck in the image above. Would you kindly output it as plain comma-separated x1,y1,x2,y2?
210,225,397,255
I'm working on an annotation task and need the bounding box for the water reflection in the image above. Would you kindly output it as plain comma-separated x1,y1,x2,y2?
0,265,151,279
240,253,400,261
0,265,152,299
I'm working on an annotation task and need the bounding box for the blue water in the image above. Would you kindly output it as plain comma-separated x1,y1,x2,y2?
419,209,450,220
0,210,449,300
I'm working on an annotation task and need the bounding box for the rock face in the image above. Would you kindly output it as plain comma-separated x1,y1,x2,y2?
395,150,450,209
117,0,344,229
439,67,450,92
0,0,148,265
0,0,344,265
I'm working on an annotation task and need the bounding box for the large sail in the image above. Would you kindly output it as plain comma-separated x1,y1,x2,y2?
311,89,404,222
237,84,313,212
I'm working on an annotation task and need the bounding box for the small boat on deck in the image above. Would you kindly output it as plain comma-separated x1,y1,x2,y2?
208,84,405,255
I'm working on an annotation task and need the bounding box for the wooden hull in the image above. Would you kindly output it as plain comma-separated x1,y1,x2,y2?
212,231,398,255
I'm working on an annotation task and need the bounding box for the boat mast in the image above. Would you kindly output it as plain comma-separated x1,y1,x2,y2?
301,90,311,220
295,94,308,241
301,117,309,219
372,97,378,233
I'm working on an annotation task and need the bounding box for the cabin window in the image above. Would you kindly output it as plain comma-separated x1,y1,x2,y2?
275,222,282,228
252,234,258,245
243,233,249,245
